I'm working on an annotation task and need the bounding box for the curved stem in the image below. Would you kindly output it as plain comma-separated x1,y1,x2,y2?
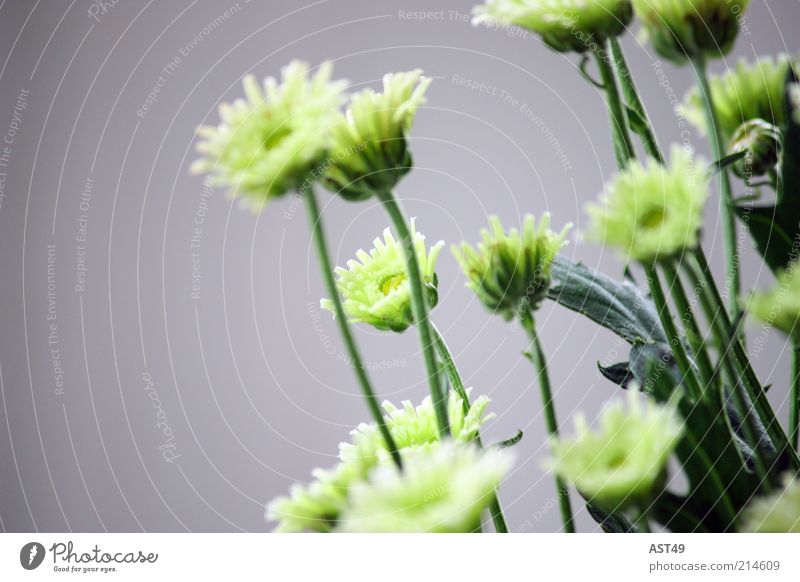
306,189,402,468
430,322,510,533
521,312,576,533
376,189,450,437
690,55,741,323
593,43,636,169
608,37,664,164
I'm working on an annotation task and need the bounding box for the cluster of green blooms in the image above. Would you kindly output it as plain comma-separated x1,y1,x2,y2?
320,219,443,333
745,265,800,341
266,390,500,532
472,0,633,54
680,54,794,140
339,442,513,532
632,0,750,64
740,474,800,533
192,61,430,209
548,387,683,511
452,214,571,320
586,145,710,263
323,71,431,201
727,119,782,179
191,61,347,210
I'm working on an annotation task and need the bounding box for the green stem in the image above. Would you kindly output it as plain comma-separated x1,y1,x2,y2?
306,189,402,469
633,507,652,533
690,55,741,322
430,322,509,533
521,312,576,533
660,261,715,390
688,250,800,469
608,37,664,164
593,44,636,168
790,340,800,451
376,189,449,437
643,263,702,399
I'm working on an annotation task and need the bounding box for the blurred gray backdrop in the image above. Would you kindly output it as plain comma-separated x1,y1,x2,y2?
1,0,799,532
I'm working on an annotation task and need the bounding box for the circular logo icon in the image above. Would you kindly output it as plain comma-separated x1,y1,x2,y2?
20,542,46,570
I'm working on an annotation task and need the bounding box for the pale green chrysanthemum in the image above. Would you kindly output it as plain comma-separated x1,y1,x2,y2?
549,388,683,511
266,391,495,532
740,474,800,533
322,70,431,201
586,145,710,263
452,214,571,320
680,54,793,139
340,388,495,469
744,265,800,341
338,442,513,533
792,84,800,125
472,0,633,53
191,61,347,211
727,119,782,179
632,0,750,64
321,219,443,332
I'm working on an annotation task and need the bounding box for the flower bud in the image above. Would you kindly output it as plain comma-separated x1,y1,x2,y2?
452,214,571,320
740,474,800,533
745,264,800,341
728,119,782,179
473,0,633,54
632,0,750,64
322,71,430,201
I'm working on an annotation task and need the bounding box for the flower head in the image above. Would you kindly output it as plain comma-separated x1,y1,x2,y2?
728,119,782,179
548,388,683,511
586,145,710,263
266,391,495,532
472,0,633,53
452,214,571,320
680,54,793,139
632,0,750,64
338,442,513,532
340,389,495,469
740,474,800,533
191,61,347,211
322,71,431,201
744,265,800,341
321,219,443,332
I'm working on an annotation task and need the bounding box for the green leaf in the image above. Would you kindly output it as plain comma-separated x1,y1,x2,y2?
735,67,800,273
712,150,748,175
548,256,666,344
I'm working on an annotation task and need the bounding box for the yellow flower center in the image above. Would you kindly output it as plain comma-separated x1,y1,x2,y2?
380,273,406,296
639,207,667,230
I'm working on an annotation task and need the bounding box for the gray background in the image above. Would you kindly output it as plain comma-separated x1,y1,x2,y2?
0,0,798,533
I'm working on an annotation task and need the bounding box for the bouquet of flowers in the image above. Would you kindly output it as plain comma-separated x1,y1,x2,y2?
191,0,800,533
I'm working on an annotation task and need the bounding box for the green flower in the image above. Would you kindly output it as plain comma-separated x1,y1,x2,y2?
548,388,683,511
338,442,513,532
322,70,431,201
321,219,443,332
340,389,495,469
680,54,793,139
632,0,750,64
452,214,571,320
191,61,347,211
728,119,782,179
472,0,633,53
744,265,800,341
586,145,710,263
266,391,495,532
740,474,800,533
